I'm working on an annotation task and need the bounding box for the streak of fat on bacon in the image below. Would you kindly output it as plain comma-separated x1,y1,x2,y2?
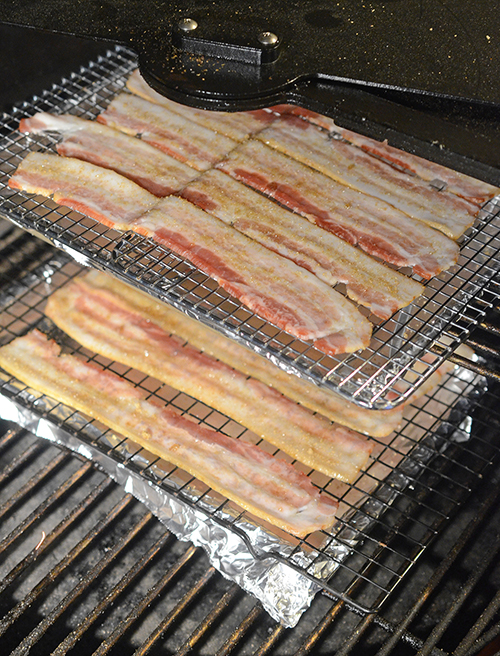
268,106,500,206
327,124,500,206
181,169,424,320
18,112,199,197
46,277,373,482
257,117,476,240
97,93,237,171
0,330,338,536
8,151,158,230
79,270,404,437
217,140,459,279
126,69,276,142
134,195,372,351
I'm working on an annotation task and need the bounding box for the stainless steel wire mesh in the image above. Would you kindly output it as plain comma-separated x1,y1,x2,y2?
0,46,498,409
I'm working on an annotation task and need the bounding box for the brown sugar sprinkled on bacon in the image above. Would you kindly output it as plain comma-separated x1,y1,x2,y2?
19,112,198,197
0,330,339,537
181,169,424,320
134,195,373,350
46,275,373,482
218,140,459,279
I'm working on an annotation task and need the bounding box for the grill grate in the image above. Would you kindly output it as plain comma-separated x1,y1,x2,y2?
0,415,499,655
0,226,499,623
0,46,499,409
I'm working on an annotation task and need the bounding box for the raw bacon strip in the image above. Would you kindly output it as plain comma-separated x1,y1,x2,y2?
8,152,370,352
257,117,476,239
134,195,373,351
218,140,459,279
181,169,424,320
0,330,338,536
46,277,373,482
269,106,499,206
327,125,500,206
127,69,276,141
8,152,157,230
19,112,199,197
81,270,404,437
97,93,237,171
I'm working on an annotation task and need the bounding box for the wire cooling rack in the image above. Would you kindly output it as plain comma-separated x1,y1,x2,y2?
0,245,499,618
0,45,499,410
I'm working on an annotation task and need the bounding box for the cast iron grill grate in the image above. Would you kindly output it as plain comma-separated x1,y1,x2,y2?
0,46,499,409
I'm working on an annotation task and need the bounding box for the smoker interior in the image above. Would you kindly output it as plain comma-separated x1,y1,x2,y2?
1,31,500,656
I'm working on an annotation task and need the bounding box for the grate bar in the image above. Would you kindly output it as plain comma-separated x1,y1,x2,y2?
0,449,68,522
9,507,154,656
0,459,93,555
0,475,115,604
134,566,218,656
0,424,26,450
92,544,200,656
0,439,45,487
176,584,243,656
374,480,500,656
51,530,174,656
417,534,500,656
0,492,136,640
453,590,500,656
215,606,264,656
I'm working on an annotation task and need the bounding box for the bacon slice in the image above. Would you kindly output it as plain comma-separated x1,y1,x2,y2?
97,93,236,171
218,140,459,279
126,69,276,141
8,152,370,352
325,125,500,206
8,151,157,230
46,276,373,482
80,270,405,437
257,117,477,239
181,169,424,320
134,195,372,351
19,112,199,197
0,330,338,536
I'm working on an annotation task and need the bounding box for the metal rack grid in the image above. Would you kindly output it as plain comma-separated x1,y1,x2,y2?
0,242,499,617
0,46,499,409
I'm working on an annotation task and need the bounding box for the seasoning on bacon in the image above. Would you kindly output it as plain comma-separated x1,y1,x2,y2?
134,195,373,351
8,151,158,230
80,270,405,437
97,93,237,171
257,117,477,239
46,275,373,482
181,169,424,320
19,112,199,197
126,69,276,142
325,124,500,207
8,152,371,353
0,330,338,537
218,139,459,279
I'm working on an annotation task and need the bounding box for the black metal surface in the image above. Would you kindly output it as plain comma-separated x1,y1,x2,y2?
1,4,500,178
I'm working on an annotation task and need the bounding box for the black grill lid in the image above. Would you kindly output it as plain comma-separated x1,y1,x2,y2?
1,1,500,176
2,1,500,109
